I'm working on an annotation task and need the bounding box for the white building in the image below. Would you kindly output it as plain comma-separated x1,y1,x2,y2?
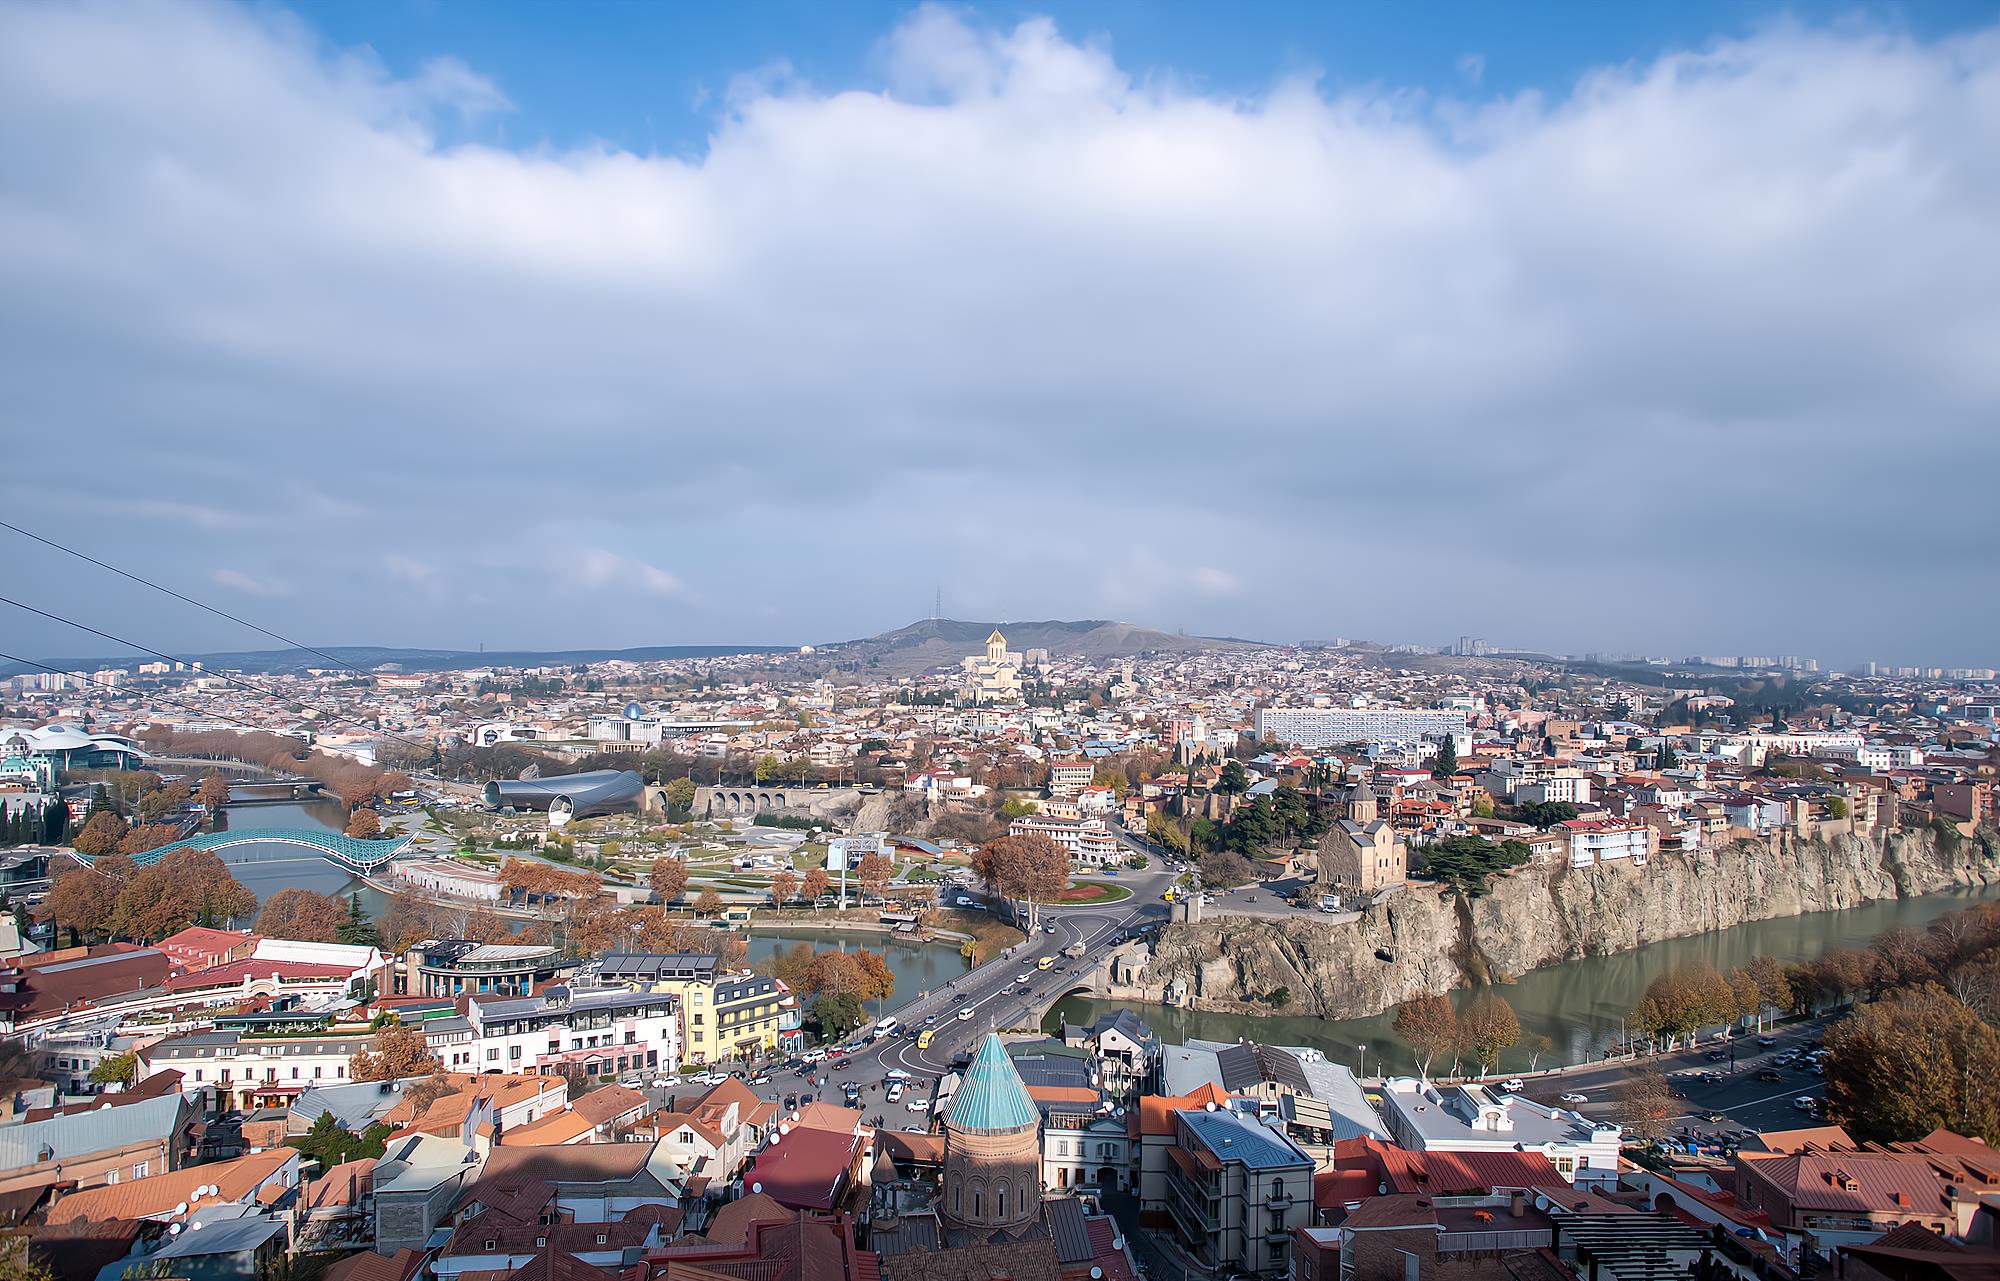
1007,814,1122,868
1376,1079,1622,1185
1554,819,1652,868
1255,706,1468,750
464,985,683,1079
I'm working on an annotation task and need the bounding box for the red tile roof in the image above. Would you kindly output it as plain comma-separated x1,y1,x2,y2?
743,1126,859,1212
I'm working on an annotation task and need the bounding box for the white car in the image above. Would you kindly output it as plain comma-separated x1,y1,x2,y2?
1016,974,1032,983
957,1007,975,1020
1794,1096,1817,1111
1559,1093,1588,1104
1501,1078,1525,1092
906,1097,930,1112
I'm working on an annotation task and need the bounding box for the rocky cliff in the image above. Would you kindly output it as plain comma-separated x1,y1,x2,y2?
1148,827,1999,1020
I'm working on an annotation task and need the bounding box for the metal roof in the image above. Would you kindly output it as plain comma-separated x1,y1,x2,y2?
945,1034,1039,1135
1179,1108,1312,1173
0,1092,186,1172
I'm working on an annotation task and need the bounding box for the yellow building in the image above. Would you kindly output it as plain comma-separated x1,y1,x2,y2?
594,953,797,1064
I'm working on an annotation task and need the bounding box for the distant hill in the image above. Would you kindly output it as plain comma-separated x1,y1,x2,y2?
806,617,1262,678
0,642,792,679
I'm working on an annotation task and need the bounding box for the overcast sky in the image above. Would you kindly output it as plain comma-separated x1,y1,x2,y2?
2,1,1997,669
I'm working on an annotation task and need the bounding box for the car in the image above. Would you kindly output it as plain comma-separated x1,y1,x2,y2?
1794,1096,1816,1111
957,1007,975,1020
1705,1112,1730,1124
831,1057,851,1069
749,1073,771,1086
1756,1036,1777,1047
1698,1071,1723,1084
652,1077,672,1088
784,1094,798,1108
1016,974,1031,983
1704,1051,1729,1061
1758,1070,1783,1082
1500,1078,1525,1092
906,1097,930,1112
1044,924,1059,934
923,1014,940,1026
1559,1093,1588,1104
886,1083,905,1102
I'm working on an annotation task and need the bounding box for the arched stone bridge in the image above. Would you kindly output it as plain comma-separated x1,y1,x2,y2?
691,785,872,817
79,827,412,875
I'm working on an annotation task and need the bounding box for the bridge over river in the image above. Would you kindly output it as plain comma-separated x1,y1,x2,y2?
78,827,411,876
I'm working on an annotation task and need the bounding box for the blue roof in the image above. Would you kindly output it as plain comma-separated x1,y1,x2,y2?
946,1034,1039,1134
1179,1107,1310,1171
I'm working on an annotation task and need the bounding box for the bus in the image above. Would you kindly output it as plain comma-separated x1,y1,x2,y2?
917,1029,935,1050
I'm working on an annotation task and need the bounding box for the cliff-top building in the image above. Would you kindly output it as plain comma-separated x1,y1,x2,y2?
961,630,1023,704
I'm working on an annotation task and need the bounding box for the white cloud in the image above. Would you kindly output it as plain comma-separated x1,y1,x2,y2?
1,2,1996,659
210,567,289,597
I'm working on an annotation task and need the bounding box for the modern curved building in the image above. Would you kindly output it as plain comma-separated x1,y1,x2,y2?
1,724,149,786
942,1033,1043,1240
482,769,645,827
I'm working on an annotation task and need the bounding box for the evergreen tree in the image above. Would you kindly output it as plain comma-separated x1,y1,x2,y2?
1657,743,1680,770
1433,735,1458,778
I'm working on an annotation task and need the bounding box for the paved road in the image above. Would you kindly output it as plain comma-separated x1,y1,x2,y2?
647,863,1181,1130
1512,1018,1831,1142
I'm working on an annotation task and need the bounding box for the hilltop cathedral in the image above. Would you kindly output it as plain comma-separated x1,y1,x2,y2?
960,629,1024,703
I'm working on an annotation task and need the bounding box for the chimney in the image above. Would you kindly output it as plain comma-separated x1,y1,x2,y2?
1510,1191,1525,1219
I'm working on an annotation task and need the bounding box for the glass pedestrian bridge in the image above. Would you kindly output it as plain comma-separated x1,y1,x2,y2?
79,827,411,874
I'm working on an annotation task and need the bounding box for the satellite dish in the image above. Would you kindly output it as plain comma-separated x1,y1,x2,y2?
1205,1101,1218,1112
1112,1238,1124,1251
777,1123,790,1137
175,1202,188,1216
624,702,645,721
167,1224,182,1236
1092,1269,1103,1279
752,1182,764,1194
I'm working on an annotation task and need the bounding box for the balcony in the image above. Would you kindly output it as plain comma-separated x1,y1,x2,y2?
1166,1175,1219,1233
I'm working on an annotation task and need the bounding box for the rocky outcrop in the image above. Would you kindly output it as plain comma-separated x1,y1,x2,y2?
1148,827,1999,1020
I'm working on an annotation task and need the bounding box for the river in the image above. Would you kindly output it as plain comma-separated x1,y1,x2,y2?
1046,883,2000,1075
744,927,972,1017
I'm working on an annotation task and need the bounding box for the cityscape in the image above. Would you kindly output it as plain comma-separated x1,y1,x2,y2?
2,4,1999,1281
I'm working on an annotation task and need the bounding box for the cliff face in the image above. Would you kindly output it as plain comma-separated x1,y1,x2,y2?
1149,828,1999,1020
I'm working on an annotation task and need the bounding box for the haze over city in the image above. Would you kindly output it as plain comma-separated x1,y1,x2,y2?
4,0,1999,668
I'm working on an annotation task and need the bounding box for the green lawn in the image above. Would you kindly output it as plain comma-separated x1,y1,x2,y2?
1057,880,1133,904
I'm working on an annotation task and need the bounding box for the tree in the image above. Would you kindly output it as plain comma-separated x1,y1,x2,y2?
1216,760,1249,796
695,888,723,917
1198,851,1256,887
346,808,382,839
853,949,896,1009
1146,810,1189,857
650,856,690,904
810,991,864,1041
116,823,182,856
1629,964,1739,1050
1459,992,1521,1076
971,833,1070,930
804,950,866,998
1728,967,1765,1031
771,870,799,909
1828,795,1850,820
1,1240,55,1281
42,851,135,942
88,1050,137,1088
856,851,893,900
69,810,127,857
1516,801,1579,830
337,778,378,812
1393,993,1460,1078
663,776,697,816
1620,1072,1677,1144
290,1111,392,1169
1824,983,2000,1145
1656,743,1680,771
335,893,382,948
1748,954,1793,1018
349,1025,439,1082
258,888,345,942
802,867,831,908
1413,835,1527,895
198,771,231,818
754,754,780,783
105,849,257,942
1524,1033,1554,1072
1432,735,1458,778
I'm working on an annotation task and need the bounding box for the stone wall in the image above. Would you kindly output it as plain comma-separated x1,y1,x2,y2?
1144,827,1999,1020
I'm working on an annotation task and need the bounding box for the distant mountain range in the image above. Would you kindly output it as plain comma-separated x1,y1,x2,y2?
2,618,1262,682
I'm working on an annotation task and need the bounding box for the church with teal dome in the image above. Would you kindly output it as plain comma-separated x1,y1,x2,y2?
942,1033,1042,1240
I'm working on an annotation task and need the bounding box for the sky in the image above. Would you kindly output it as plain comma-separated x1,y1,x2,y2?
2,0,1998,670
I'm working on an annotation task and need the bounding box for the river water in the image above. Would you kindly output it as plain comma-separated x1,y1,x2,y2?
1046,883,2000,1075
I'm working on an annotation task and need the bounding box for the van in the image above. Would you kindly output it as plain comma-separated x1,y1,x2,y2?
875,1017,900,1036
917,1029,935,1050
1036,955,1055,970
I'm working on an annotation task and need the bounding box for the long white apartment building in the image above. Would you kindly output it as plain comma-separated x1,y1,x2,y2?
464,983,682,1079
1254,705,1468,749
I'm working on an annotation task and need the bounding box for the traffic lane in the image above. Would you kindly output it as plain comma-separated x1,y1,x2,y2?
1517,1019,1829,1102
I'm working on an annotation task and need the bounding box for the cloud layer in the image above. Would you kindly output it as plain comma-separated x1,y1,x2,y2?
1,1,1996,663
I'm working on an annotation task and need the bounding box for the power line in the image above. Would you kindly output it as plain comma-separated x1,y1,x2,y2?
0,518,373,678
0,593,435,756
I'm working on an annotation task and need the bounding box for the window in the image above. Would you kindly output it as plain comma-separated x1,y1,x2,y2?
133,1162,149,1179
1271,1177,1284,1201
486,1048,500,1062
107,1169,120,1185
997,1185,1006,1218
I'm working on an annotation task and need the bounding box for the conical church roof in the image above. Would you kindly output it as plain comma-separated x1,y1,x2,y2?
945,1033,1039,1134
